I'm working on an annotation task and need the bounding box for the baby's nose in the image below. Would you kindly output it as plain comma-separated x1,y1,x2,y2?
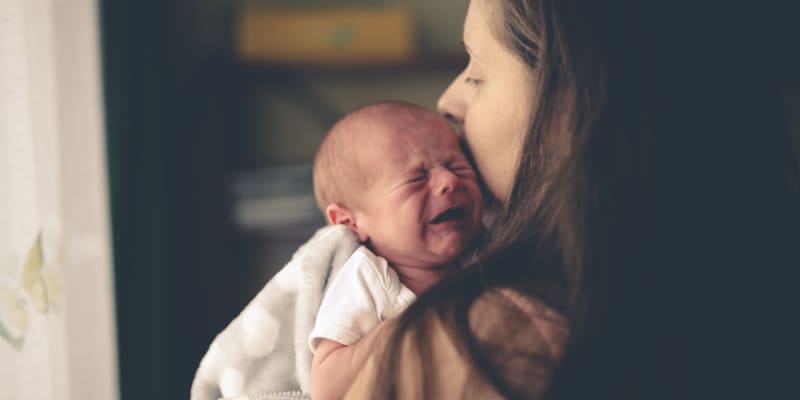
432,167,461,195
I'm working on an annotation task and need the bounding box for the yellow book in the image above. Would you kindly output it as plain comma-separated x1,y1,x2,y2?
238,7,415,65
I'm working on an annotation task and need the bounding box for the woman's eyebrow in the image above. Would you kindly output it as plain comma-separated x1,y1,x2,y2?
462,40,482,63
462,40,471,52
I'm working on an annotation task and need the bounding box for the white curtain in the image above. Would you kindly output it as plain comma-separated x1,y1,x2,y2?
0,0,118,399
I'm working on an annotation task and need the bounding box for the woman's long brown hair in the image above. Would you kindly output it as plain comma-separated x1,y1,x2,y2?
370,0,800,398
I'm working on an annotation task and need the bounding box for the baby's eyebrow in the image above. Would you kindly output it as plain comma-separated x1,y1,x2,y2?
401,163,426,175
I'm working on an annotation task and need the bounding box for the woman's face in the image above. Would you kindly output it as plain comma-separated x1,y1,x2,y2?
437,0,533,204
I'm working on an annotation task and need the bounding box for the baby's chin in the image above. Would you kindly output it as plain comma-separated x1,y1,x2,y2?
427,234,476,263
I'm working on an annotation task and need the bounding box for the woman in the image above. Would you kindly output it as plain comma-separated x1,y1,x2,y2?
347,0,800,398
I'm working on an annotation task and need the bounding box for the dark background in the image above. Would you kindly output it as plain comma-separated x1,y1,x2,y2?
100,1,800,399
103,1,248,398
101,1,465,398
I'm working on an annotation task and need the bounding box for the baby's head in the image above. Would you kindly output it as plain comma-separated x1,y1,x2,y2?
313,101,483,268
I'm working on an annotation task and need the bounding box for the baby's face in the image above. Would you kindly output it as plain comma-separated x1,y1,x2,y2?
353,116,483,268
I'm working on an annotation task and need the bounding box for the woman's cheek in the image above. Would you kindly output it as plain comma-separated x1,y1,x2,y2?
459,118,486,192
472,143,507,201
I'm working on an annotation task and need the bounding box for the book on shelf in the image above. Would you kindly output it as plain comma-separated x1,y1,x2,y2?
232,164,325,238
237,6,415,65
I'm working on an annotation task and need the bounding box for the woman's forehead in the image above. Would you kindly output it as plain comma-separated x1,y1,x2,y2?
463,0,500,53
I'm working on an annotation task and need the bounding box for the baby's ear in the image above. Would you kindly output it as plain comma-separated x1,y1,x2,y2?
325,204,369,242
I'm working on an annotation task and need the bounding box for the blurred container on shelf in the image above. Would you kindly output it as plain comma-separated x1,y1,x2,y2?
232,164,325,238
237,6,415,65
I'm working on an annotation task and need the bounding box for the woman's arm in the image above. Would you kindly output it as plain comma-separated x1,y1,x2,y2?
311,321,392,400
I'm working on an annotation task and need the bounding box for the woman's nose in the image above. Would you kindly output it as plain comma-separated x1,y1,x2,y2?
432,167,461,195
437,70,468,126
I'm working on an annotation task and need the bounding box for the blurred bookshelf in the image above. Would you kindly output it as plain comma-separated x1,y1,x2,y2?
229,5,466,244
229,4,468,283
237,53,467,75
105,1,468,399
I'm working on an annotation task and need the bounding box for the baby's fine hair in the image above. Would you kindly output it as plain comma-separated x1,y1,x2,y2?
312,100,441,214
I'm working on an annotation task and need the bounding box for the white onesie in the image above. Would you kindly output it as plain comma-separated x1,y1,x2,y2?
308,245,416,352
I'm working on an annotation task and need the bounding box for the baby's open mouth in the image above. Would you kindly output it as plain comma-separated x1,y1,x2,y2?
431,207,466,224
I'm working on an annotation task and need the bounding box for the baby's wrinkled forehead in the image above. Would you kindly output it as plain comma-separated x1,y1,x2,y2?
365,126,456,166
347,104,455,148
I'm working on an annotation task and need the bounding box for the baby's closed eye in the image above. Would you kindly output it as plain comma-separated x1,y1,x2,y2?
448,162,476,177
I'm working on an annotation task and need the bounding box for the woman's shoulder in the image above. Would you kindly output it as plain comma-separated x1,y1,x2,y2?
463,288,569,398
470,288,569,359
345,287,569,399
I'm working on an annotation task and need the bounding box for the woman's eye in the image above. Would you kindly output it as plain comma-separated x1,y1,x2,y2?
464,76,483,87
